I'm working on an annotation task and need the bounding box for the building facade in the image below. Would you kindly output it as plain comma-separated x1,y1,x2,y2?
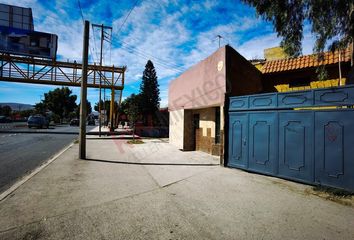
168,45,262,162
169,44,353,163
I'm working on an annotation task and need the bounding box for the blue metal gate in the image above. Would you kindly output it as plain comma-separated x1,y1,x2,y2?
227,85,354,191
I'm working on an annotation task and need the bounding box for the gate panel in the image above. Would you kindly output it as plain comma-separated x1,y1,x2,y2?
278,112,314,183
228,113,248,168
228,85,354,191
248,113,277,174
315,111,354,190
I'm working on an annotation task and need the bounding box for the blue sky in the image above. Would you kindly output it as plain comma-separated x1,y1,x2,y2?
0,0,316,107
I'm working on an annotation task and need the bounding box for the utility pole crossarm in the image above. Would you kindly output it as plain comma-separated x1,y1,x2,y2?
91,23,112,30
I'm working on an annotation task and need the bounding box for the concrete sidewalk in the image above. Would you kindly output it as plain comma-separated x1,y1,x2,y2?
0,137,353,240
88,126,139,138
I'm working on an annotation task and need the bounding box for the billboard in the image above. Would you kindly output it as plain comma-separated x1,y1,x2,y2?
0,3,34,31
0,26,57,59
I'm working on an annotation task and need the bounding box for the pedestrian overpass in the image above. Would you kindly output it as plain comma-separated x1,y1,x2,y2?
0,53,126,129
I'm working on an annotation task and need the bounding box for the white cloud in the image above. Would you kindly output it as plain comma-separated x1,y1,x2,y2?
237,33,281,59
0,0,318,107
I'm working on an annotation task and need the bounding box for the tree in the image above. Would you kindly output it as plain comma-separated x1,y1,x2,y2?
19,109,34,118
139,60,160,125
34,102,47,115
242,1,353,57
0,105,12,117
94,100,110,112
76,100,92,118
119,95,136,115
123,94,141,141
42,87,77,121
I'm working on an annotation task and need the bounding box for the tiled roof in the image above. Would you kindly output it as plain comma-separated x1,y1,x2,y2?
262,47,352,74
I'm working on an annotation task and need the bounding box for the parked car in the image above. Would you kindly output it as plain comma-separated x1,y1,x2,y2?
27,115,49,128
70,119,79,126
0,116,12,123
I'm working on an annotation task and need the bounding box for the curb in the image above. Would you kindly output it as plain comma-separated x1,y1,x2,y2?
0,142,75,202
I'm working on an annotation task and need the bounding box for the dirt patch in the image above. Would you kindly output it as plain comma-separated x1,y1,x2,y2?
313,186,354,197
305,186,354,207
22,227,44,240
127,139,144,144
269,178,354,207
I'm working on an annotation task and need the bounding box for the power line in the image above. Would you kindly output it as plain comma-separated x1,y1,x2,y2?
92,24,112,65
103,28,112,66
109,31,112,66
119,45,182,74
77,0,85,23
80,0,184,74
119,40,185,70
120,45,180,72
115,36,185,71
111,0,190,73
77,0,97,64
116,0,140,35
91,26,101,63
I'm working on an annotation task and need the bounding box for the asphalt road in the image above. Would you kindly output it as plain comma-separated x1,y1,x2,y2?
0,124,95,193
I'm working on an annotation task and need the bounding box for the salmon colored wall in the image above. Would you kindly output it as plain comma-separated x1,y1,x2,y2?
168,47,226,111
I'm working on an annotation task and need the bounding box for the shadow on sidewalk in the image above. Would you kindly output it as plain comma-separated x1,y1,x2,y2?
81,158,219,166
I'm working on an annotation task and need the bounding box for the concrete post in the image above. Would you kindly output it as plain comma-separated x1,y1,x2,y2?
79,20,89,159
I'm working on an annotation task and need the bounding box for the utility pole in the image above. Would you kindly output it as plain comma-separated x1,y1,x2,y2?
110,87,115,131
98,24,103,137
79,20,89,159
92,23,112,136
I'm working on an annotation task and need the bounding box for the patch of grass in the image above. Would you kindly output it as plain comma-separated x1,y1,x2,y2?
73,139,79,144
313,185,354,197
127,139,144,144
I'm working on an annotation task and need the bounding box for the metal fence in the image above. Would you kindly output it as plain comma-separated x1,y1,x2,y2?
227,84,354,191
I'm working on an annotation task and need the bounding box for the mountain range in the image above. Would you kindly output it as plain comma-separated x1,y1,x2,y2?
0,102,34,111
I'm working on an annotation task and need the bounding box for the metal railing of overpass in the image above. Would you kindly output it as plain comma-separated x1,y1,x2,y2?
0,54,126,90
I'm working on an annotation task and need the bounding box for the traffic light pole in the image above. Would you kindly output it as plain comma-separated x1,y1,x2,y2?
79,20,89,159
